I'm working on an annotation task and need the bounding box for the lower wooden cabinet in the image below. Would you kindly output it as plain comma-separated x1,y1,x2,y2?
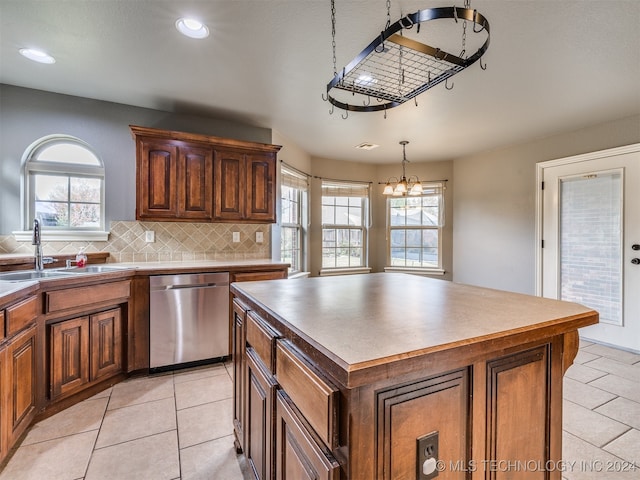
50,308,122,400
275,390,340,480
232,300,247,453
3,325,38,450
246,348,277,480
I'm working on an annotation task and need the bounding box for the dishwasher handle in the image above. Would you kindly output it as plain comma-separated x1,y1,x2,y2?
164,282,226,290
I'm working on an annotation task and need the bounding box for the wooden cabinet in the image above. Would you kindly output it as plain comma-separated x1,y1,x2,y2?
135,137,213,221
214,150,276,222
4,325,38,451
0,293,39,465
131,125,281,224
233,299,247,454
50,308,122,401
231,274,597,480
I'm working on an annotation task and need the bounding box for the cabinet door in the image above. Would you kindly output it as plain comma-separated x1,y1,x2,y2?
275,391,340,480
91,308,122,381
233,301,247,453
245,153,276,222
246,349,276,480
178,145,213,220
214,149,245,221
137,139,178,219
50,316,90,399
0,346,7,462
6,325,37,447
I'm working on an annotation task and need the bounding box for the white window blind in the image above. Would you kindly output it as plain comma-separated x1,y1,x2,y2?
281,165,309,191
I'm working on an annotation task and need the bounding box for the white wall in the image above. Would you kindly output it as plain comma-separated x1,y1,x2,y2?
453,114,640,294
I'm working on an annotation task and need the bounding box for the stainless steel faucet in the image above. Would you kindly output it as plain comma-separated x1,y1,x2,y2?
32,219,55,271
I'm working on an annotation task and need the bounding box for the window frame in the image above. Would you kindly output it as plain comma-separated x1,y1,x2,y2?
385,183,445,275
280,165,309,275
320,180,371,275
16,134,108,241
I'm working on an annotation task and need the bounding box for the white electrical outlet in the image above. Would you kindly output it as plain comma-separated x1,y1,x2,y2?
145,230,155,243
256,231,264,243
232,232,240,243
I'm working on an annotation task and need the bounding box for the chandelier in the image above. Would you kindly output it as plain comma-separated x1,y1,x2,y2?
323,0,490,116
383,141,423,196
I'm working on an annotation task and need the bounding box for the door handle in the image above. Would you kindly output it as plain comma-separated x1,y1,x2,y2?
633,244,640,251
632,258,640,265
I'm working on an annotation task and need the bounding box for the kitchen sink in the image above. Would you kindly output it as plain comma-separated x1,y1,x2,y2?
67,265,124,273
0,270,78,282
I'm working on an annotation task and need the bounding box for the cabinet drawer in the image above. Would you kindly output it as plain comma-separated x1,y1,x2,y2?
232,271,287,282
45,281,130,314
246,311,279,373
5,296,38,337
275,341,338,448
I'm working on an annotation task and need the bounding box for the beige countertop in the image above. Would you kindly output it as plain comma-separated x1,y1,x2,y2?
231,273,598,380
0,259,288,303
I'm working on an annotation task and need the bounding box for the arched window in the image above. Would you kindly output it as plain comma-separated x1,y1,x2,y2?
22,135,105,234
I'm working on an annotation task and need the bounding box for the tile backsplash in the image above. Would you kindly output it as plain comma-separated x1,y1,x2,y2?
0,221,271,262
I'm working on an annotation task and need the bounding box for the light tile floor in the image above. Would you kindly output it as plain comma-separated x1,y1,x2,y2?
1,341,639,479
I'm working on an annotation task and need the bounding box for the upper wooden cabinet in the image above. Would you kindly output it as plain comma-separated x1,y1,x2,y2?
131,125,281,223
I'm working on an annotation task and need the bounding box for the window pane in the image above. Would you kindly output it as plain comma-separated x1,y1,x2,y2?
35,175,68,201
406,230,422,247
390,248,406,266
322,205,335,224
349,247,363,267
335,206,349,225
36,143,100,165
560,172,622,325
36,201,68,226
70,177,101,203
390,230,405,247
322,229,336,247
348,206,362,226
335,197,349,206
322,248,336,268
70,203,100,227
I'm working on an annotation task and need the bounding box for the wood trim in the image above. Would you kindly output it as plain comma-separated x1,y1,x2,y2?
45,281,130,314
130,125,282,154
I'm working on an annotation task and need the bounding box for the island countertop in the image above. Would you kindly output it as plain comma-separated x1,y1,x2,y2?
231,273,598,384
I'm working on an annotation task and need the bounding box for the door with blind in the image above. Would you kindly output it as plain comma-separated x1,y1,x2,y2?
538,144,640,352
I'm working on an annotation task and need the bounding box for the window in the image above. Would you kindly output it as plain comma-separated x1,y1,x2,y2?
23,135,105,233
280,165,308,274
321,181,370,272
387,183,444,273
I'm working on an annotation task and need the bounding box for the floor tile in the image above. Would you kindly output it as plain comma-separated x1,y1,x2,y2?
0,430,97,480
22,396,108,446
172,362,229,384
589,374,640,402
108,374,175,410
96,397,176,448
579,339,594,349
565,363,609,383
562,431,639,479
603,428,640,464
177,398,233,448
563,377,617,410
180,434,250,480
583,357,640,383
174,373,233,410
573,350,600,365
595,397,640,430
581,344,640,365
86,431,179,480
563,400,630,447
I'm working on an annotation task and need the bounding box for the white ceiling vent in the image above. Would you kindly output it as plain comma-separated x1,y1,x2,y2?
355,142,380,151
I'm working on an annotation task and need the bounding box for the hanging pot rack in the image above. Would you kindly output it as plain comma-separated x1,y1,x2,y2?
323,6,490,114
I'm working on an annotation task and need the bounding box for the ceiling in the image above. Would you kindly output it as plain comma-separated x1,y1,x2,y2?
1,0,639,164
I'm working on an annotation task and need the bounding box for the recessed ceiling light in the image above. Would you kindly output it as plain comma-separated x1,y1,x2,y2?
19,48,55,64
175,17,209,39
355,142,379,151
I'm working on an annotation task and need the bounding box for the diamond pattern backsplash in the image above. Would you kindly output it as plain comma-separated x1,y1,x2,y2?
0,221,271,262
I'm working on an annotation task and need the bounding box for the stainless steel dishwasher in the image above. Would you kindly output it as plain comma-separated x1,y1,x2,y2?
150,272,229,370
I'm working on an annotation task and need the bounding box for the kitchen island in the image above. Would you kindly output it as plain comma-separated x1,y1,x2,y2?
231,273,598,480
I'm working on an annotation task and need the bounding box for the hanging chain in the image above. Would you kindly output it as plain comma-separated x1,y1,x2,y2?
331,0,337,76
385,0,391,29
